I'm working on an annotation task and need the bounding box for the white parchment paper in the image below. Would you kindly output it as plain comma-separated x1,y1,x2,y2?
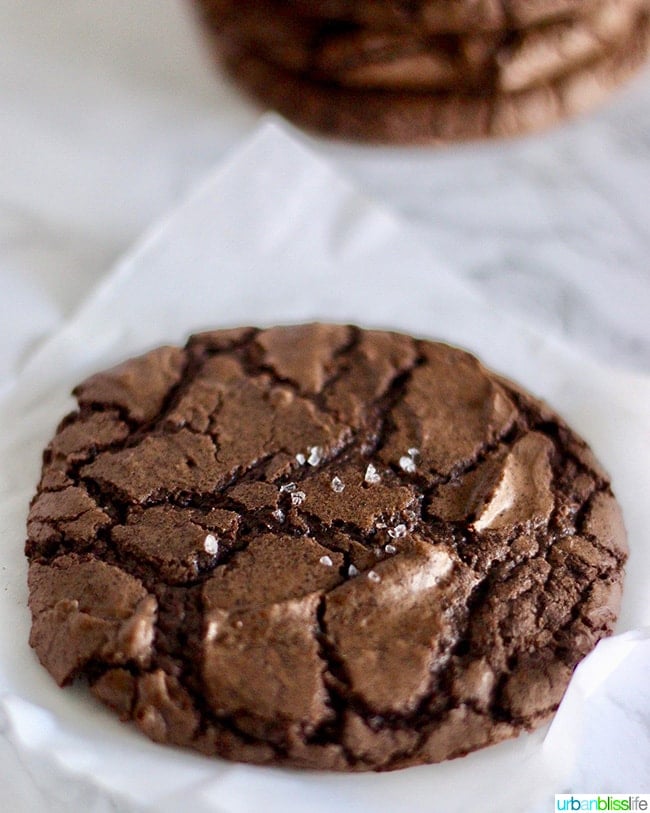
1,121,649,811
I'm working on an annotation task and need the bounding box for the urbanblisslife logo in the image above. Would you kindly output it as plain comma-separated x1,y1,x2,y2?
555,796,650,811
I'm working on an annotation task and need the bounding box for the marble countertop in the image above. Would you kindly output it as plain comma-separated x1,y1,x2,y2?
0,1,649,808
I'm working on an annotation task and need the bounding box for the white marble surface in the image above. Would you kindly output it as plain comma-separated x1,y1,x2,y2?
1,0,649,384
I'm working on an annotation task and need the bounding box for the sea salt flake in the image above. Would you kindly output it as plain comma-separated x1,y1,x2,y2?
272,508,285,523
364,463,381,484
367,570,381,583
280,482,297,493
330,476,345,493
320,555,333,567
291,490,306,506
203,534,219,555
407,447,420,458
347,564,359,577
399,455,417,473
385,544,397,554
295,453,306,465
307,446,323,466
388,524,407,539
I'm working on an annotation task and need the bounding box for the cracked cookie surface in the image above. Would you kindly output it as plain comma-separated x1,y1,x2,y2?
26,324,626,771
195,0,650,143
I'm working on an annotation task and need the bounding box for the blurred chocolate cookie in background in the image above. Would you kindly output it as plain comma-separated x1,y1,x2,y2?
193,0,650,143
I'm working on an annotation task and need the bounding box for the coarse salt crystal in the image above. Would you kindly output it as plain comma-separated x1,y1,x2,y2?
295,453,306,465
272,508,285,523
330,476,345,493
388,524,407,539
367,570,381,583
364,463,381,484
399,455,417,473
320,555,333,567
291,490,306,506
408,447,420,458
307,446,322,466
280,482,297,493
385,544,397,554
347,564,359,577
203,534,219,555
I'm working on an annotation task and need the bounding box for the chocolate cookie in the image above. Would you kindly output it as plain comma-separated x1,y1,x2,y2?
26,324,626,771
494,1,643,92
214,8,650,143
208,6,465,90
329,2,641,92
204,0,641,92
282,0,608,33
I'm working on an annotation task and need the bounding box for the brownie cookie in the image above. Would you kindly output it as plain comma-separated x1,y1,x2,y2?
26,324,627,771
214,10,650,144
205,0,641,92
282,0,623,33
194,0,650,142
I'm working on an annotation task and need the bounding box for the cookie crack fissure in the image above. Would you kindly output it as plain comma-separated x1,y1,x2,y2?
310,594,357,766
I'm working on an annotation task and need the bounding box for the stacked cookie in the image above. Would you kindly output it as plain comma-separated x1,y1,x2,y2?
194,0,650,143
